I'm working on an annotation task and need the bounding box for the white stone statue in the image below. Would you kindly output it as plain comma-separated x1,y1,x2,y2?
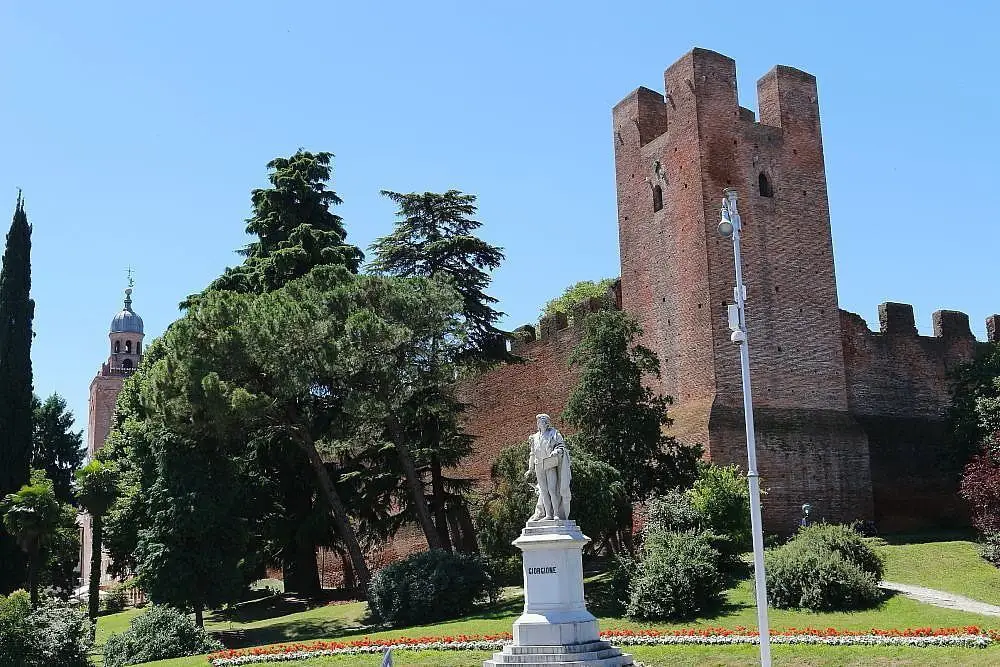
524,414,572,521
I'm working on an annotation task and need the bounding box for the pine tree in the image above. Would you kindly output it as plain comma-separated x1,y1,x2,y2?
32,393,86,505
0,193,35,594
370,190,508,365
369,190,507,550
177,151,365,594
563,310,701,553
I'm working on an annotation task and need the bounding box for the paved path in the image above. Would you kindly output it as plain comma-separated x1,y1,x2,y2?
880,581,1000,617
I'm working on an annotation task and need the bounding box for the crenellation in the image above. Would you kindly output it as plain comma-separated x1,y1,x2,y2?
878,302,917,336
538,311,568,339
456,47,995,540
988,314,1000,343
932,310,974,339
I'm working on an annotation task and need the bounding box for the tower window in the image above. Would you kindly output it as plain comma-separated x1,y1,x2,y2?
136,342,141,354
122,358,133,369
125,340,132,354
114,340,120,353
759,172,774,198
652,184,663,212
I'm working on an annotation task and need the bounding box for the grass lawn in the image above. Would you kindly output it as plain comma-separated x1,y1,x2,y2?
99,579,1000,666
93,536,1000,666
881,538,1000,606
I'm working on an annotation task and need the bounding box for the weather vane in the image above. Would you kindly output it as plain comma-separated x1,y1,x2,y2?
126,266,135,288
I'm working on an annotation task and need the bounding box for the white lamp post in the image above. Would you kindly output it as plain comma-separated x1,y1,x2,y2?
718,188,772,666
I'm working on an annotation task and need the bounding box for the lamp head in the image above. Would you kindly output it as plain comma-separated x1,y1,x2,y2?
718,206,734,238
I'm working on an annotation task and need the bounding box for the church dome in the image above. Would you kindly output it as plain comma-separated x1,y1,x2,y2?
111,288,144,334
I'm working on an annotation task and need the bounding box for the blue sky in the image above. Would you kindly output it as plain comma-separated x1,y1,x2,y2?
1,2,996,440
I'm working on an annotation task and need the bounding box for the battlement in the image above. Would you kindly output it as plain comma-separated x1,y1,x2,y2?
509,296,614,355
849,302,988,343
613,47,821,149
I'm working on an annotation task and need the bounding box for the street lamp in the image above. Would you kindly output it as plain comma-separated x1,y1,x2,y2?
719,188,772,666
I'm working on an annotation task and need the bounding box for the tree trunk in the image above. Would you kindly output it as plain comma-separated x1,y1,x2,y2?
88,515,103,621
194,605,203,627
27,545,39,607
445,504,463,551
452,502,479,553
294,436,372,595
281,483,321,596
341,552,356,592
430,455,452,551
283,536,321,596
621,504,636,555
391,425,443,551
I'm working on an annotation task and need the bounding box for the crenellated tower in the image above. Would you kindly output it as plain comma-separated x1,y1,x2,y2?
613,48,873,530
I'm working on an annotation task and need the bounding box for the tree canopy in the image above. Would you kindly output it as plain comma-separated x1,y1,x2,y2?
0,194,34,595
32,394,85,505
563,310,701,551
541,278,617,319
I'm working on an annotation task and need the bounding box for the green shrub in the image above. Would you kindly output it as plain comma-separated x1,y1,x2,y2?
0,590,92,666
103,605,222,667
368,550,499,627
644,490,699,535
689,464,752,553
981,531,1000,567
103,583,129,613
625,530,725,621
542,278,617,318
792,523,884,579
486,555,522,587
764,523,884,612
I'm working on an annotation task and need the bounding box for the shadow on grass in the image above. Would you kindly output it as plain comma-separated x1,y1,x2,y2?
208,594,311,625
213,593,522,649
879,529,976,546
217,616,364,649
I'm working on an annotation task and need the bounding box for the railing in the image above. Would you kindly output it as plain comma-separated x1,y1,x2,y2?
108,366,137,377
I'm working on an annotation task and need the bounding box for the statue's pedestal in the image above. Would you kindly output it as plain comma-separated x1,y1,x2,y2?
484,520,632,667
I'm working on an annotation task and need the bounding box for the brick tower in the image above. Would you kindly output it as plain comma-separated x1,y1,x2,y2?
80,282,144,585
612,48,873,531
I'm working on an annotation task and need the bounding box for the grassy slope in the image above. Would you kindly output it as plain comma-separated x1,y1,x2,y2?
881,540,1000,606
95,538,1000,666
105,580,1000,666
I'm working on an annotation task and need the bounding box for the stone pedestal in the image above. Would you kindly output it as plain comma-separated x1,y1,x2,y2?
484,520,632,667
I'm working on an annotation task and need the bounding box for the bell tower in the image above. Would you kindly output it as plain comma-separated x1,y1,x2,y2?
81,278,145,585
86,281,144,458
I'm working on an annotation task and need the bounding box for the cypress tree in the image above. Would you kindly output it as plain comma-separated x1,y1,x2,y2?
0,192,35,594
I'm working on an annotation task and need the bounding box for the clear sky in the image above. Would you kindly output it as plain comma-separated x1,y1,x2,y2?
1,1,997,441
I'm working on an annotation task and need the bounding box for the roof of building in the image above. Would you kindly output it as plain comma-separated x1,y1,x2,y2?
110,288,144,334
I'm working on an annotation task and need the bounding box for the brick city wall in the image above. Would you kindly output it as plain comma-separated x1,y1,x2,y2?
841,303,999,531
456,298,612,489
612,48,872,533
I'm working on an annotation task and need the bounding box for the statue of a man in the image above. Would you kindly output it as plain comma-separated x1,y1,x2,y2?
524,414,571,521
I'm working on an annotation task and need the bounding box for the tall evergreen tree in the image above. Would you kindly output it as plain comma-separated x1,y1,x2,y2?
177,151,364,593
369,190,507,550
0,193,35,594
185,150,363,304
32,393,85,505
563,310,702,553
370,190,507,365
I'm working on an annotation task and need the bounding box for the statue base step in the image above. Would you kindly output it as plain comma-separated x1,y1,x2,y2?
483,640,633,666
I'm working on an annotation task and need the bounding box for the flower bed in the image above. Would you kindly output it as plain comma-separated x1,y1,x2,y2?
208,627,998,665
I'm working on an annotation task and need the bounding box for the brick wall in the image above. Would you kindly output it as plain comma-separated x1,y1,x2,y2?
456,303,602,488
841,304,995,531
611,48,872,533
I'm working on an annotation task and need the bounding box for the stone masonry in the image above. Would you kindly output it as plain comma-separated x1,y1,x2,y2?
456,48,999,535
